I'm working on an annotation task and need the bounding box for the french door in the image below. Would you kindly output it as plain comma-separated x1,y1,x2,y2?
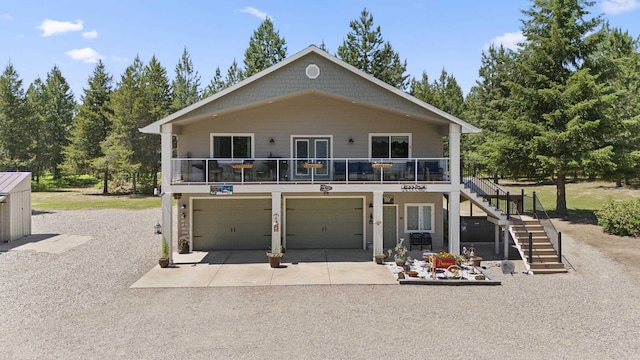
294,138,330,179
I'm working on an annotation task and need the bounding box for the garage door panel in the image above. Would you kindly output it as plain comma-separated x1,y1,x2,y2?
192,199,271,251
286,198,363,249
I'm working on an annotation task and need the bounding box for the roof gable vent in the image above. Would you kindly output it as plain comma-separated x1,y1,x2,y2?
305,64,320,79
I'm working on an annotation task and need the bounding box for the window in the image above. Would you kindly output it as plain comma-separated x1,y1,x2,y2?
405,203,434,232
211,134,253,159
370,134,410,158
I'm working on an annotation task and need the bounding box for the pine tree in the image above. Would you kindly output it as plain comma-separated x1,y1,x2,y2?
171,47,201,111
585,25,640,186
203,66,225,97
141,55,172,191
25,78,46,182
41,65,75,179
225,59,243,88
0,63,30,170
337,8,408,89
243,17,287,78
510,0,613,216
103,56,146,193
64,60,113,192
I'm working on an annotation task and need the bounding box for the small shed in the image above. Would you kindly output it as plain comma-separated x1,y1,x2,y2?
0,172,32,242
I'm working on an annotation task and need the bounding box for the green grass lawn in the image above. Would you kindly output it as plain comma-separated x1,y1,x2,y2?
31,189,161,210
509,181,640,212
31,174,162,210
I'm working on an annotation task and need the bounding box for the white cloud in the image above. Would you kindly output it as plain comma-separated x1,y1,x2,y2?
485,31,526,51
602,0,640,14
37,19,83,37
239,6,270,20
2,13,12,20
82,30,98,39
110,55,128,62
66,47,103,63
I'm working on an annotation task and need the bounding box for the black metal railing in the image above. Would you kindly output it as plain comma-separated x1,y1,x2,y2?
461,162,512,216
521,191,562,263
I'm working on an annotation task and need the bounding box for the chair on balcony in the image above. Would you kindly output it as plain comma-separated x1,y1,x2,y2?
405,161,426,181
334,161,346,181
424,161,443,181
208,160,223,182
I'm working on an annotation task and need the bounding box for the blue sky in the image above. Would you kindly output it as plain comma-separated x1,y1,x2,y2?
2,0,639,100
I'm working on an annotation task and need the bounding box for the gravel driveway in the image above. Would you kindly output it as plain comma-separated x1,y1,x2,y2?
1,209,639,359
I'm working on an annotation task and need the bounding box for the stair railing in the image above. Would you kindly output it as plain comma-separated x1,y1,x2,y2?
521,191,562,263
461,162,511,215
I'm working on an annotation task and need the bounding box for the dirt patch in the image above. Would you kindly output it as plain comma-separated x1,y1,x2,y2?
553,217,640,272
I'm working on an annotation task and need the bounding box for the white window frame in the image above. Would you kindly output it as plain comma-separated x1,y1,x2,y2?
368,133,412,159
210,133,255,159
404,203,434,233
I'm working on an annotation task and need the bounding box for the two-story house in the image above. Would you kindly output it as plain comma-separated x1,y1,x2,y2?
141,46,483,263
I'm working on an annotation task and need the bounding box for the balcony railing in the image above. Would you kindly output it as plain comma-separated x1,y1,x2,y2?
171,157,450,185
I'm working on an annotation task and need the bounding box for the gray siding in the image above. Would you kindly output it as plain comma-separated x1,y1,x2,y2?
183,53,447,124
178,94,444,159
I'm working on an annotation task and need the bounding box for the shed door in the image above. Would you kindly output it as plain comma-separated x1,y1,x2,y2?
192,199,271,250
285,198,363,249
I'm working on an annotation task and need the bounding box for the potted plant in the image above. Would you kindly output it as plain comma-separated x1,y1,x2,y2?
394,238,408,267
266,246,284,268
178,236,190,254
159,240,170,268
374,254,386,264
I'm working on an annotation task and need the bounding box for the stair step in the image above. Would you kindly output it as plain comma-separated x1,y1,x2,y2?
531,267,569,274
521,246,556,255
515,240,554,245
529,262,566,270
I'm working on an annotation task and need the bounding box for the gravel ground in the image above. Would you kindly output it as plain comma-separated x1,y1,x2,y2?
1,209,639,359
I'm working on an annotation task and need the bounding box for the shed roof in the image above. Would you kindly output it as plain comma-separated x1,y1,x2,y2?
0,172,31,194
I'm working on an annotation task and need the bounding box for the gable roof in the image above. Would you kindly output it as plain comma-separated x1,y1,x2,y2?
0,172,31,196
140,45,480,134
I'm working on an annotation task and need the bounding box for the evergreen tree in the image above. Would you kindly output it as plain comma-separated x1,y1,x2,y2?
203,66,226,97
64,60,113,192
141,55,172,191
41,65,75,179
243,17,287,78
0,63,31,170
410,69,464,118
337,8,408,89
171,47,201,111
585,25,640,186
225,59,243,88
509,0,613,216
103,56,146,193
462,45,526,179
25,78,46,182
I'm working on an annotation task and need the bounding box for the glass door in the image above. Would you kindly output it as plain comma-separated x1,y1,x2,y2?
295,139,309,177
314,139,329,177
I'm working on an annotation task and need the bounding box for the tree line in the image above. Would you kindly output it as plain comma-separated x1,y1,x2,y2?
1,2,639,216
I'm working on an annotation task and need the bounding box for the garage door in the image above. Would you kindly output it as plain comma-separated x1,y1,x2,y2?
285,198,363,249
192,199,271,251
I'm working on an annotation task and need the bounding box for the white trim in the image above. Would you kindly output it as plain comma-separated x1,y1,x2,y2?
404,203,435,233
368,133,412,159
210,133,255,159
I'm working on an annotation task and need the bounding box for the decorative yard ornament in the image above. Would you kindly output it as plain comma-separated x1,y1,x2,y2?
501,260,515,275
320,184,332,195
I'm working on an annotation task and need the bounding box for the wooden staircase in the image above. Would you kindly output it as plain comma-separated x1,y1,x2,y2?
510,219,567,274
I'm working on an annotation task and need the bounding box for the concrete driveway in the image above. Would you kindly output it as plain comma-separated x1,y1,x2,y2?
131,249,399,288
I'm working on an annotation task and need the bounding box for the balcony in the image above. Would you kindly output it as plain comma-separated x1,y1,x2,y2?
171,158,449,185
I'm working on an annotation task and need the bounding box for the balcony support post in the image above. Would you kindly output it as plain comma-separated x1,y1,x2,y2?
161,124,173,263
372,191,384,256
